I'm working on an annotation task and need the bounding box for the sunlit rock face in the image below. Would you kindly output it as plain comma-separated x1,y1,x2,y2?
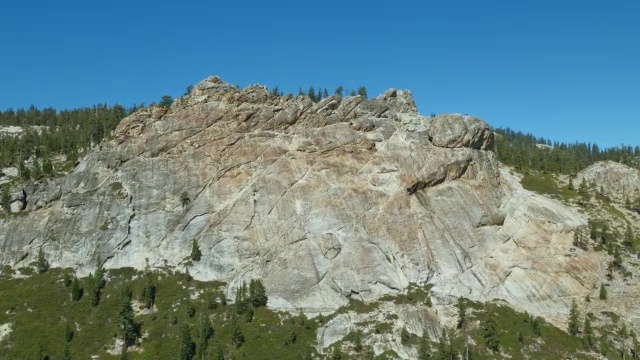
0,76,599,326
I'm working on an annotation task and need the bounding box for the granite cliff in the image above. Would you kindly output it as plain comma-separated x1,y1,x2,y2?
0,76,603,343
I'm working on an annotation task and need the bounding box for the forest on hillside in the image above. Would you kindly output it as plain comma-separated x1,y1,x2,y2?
494,128,640,174
0,104,137,178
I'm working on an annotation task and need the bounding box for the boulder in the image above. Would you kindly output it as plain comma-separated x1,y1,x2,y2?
428,114,494,150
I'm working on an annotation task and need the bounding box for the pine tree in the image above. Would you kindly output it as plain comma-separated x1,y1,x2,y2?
568,299,580,335
159,95,173,109
235,283,248,315
599,283,607,300
334,86,344,97
483,313,500,352
140,276,156,309
624,225,635,248
436,328,453,359
20,161,31,181
191,239,202,261
179,324,196,360
119,287,137,352
232,322,245,348
86,273,100,306
249,278,268,307
584,315,594,348
578,178,590,207
613,247,623,268
70,276,83,301
32,160,42,179
418,335,431,360
322,88,329,99
195,314,213,358
357,86,368,99
94,257,106,290
456,297,467,329
36,247,49,273
308,87,316,102
401,327,410,344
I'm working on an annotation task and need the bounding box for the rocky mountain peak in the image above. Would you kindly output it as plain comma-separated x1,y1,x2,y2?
0,76,601,352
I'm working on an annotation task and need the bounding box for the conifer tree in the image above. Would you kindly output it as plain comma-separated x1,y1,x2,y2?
624,225,635,248
140,276,156,309
483,313,500,352
249,278,268,307
118,287,137,353
308,87,316,102
578,178,590,207
599,283,607,300
70,276,83,301
235,282,248,315
42,158,53,175
568,299,580,335
334,86,344,96
94,257,106,290
159,95,173,109
584,315,594,348
357,86,368,99
36,247,49,273
196,314,213,358
179,324,196,360
401,327,410,344
232,322,245,348
456,297,467,329
190,239,202,262
86,273,100,306
417,335,431,360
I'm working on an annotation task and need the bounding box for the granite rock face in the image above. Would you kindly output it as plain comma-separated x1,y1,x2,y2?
577,160,640,203
0,76,600,329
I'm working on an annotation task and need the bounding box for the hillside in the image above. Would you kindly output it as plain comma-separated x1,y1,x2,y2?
1,76,639,359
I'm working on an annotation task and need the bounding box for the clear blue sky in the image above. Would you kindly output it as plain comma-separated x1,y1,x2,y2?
1,1,639,148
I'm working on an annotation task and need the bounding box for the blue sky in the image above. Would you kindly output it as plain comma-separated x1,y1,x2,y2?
1,1,639,148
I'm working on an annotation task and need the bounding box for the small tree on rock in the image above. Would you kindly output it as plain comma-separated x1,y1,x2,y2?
599,283,607,300
180,192,191,207
159,95,173,109
36,247,49,273
190,239,202,262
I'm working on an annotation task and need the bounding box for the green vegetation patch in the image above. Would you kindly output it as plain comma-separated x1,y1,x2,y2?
0,267,318,359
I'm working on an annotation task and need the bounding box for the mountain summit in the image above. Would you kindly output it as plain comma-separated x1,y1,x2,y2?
0,76,605,354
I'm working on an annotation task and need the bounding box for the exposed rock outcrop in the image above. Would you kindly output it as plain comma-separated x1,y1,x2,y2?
0,76,600,339
428,114,494,150
577,160,640,203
